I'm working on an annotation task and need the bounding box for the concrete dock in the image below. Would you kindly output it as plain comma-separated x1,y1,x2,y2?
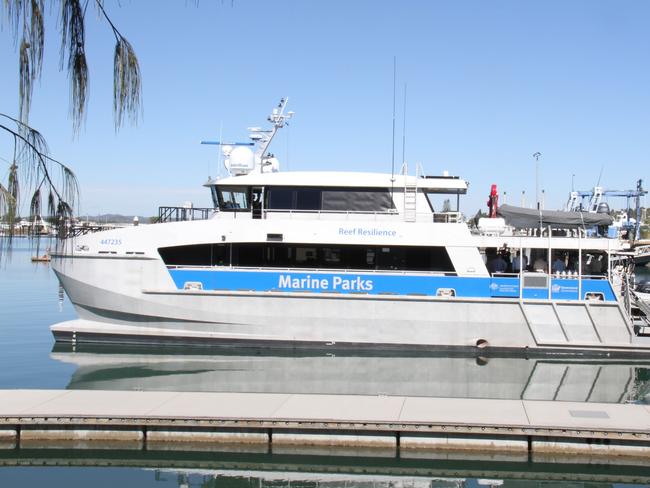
2,389,650,457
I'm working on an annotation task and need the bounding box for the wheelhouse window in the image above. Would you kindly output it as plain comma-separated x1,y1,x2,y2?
210,186,219,208
217,187,250,211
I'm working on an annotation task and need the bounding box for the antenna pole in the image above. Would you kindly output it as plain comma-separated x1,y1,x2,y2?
596,165,604,187
533,152,541,210
217,120,223,177
391,57,397,190
402,82,407,166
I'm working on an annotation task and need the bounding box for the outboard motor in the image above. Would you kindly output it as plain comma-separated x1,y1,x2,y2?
597,202,610,214
596,202,611,237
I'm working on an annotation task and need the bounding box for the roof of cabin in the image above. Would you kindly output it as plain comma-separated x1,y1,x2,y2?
206,171,469,192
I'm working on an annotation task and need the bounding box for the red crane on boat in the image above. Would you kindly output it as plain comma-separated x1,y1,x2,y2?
487,184,499,218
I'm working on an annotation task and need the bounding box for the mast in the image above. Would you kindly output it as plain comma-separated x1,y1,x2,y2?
249,97,294,171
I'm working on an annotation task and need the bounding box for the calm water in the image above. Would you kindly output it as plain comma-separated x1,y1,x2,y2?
2,238,650,486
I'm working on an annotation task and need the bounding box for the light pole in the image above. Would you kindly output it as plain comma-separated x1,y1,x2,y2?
572,173,575,192
533,152,542,210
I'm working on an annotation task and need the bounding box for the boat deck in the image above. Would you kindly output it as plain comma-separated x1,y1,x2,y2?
2,389,650,456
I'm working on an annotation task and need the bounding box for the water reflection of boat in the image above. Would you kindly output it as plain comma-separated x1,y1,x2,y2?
2,448,650,486
51,345,650,403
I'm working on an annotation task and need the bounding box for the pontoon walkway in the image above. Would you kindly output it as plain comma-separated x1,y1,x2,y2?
2,390,650,456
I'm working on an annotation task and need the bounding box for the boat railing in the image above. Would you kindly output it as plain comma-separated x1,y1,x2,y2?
477,228,614,239
433,212,462,223
63,225,114,238
166,264,458,276
262,209,464,223
263,209,397,220
579,273,609,280
156,206,215,223
490,271,608,280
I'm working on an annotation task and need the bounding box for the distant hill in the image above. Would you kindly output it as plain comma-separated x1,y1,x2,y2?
77,214,154,224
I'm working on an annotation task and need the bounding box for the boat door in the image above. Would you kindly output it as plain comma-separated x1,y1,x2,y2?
252,187,263,219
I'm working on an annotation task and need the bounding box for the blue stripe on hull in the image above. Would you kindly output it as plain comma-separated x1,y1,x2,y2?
168,269,617,302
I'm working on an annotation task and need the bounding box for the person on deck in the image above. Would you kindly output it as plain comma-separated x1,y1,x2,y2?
552,255,565,273
512,251,527,273
488,253,507,274
533,257,548,272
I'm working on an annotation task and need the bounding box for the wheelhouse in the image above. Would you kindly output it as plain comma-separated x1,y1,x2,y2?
205,171,469,222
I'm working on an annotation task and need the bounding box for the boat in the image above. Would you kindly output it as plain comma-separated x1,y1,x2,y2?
634,242,650,266
636,281,650,302
31,253,51,262
50,98,650,355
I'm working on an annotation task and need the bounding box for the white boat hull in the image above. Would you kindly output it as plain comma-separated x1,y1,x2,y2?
51,254,645,355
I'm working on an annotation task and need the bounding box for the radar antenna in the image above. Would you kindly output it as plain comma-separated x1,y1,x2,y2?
251,97,294,165
201,98,294,176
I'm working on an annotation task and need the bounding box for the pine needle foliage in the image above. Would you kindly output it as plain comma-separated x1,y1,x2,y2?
59,0,89,132
96,1,141,129
113,36,141,128
2,0,142,131
1,1,141,256
4,0,45,125
0,114,78,251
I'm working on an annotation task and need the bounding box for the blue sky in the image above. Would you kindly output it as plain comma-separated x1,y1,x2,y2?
1,0,649,216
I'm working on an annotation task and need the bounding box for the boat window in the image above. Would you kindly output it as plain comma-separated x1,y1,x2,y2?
266,187,395,212
322,189,394,212
296,189,321,210
232,243,264,267
159,243,454,273
158,244,230,267
267,187,293,209
424,192,459,212
295,246,318,265
581,250,607,277
218,187,249,211
210,186,219,208
322,247,342,266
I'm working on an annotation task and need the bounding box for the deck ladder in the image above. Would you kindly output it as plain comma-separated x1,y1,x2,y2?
403,163,418,222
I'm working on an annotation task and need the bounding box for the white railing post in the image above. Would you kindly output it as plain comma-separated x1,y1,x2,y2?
546,225,553,300
578,230,582,300
519,237,523,300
